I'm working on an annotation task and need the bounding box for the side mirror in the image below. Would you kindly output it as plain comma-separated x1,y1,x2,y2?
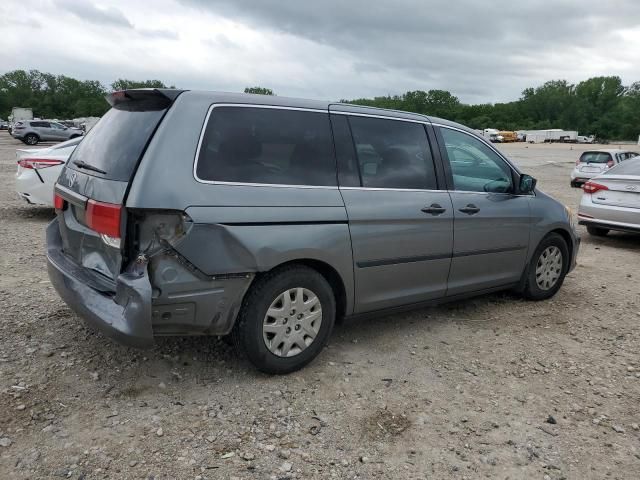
518,174,537,194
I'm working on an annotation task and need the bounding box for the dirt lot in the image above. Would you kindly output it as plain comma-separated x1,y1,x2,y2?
0,134,638,480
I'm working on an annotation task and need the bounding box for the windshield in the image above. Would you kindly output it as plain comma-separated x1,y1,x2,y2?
579,152,612,164
66,107,165,181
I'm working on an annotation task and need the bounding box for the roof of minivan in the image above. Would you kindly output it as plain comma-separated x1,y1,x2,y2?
178,90,475,133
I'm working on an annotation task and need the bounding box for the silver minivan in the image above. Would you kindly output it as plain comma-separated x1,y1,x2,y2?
47,89,580,373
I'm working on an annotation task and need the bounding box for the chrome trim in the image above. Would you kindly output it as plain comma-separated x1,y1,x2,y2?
331,110,429,124
54,183,87,205
447,190,533,198
196,180,338,190
340,186,444,193
193,103,336,188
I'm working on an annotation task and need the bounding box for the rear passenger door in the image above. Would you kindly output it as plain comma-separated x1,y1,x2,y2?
435,126,531,295
49,122,68,141
331,113,453,313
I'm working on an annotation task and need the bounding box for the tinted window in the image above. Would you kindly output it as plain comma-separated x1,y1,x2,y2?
440,128,513,193
348,116,435,189
579,151,612,164
330,114,360,187
196,107,336,186
67,107,165,181
31,121,50,128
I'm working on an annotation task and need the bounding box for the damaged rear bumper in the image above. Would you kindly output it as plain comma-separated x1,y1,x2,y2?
46,219,155,348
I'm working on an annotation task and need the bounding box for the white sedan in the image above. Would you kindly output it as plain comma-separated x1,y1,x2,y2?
15,137,81,207
578,157,640,236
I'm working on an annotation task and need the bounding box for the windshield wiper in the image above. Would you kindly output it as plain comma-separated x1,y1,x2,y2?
73,160,107,175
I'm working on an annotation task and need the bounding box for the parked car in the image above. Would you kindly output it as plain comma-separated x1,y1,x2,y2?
47,89,580,373
15,137,82,207
0,119,8,130
570,149,639,187
11,120,84,145
578,157,640,236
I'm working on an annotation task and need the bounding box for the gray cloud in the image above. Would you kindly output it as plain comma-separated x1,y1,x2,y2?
178,0,640,102
136,28,178,39
55,0,133,28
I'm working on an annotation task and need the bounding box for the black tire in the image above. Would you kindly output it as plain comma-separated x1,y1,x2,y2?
232,265,335,374
70,134,80,139
522,233,569,301
24,133,39,145
586,226,609,237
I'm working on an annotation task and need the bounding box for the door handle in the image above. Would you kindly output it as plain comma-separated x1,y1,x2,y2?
421,204,446,215
458,204,480,215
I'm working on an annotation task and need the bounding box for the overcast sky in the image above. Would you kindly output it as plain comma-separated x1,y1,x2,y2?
2,0,640,104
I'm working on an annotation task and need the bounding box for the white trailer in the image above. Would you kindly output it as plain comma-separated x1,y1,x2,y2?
8,107,34,134
524,129,578,143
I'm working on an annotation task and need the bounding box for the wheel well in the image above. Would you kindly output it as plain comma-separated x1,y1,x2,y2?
549,228,573,261
26,132,39,138
267,259,348,320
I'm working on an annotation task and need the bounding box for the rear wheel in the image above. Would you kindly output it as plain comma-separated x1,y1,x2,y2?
24,133,39,145
522,233,569,300
232,265,335,374
587,226,609,237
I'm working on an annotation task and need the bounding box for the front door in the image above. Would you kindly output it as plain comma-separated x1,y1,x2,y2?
331,113,453,313
435,126,531,296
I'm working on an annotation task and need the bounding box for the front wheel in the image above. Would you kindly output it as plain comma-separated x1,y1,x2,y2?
232,265,335,374
24,133,39,145
522,233,569,301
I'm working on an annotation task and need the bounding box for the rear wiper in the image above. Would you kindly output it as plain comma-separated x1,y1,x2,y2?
73,160,107,175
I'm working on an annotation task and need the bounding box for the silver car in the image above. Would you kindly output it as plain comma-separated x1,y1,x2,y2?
11,120,84,145
578,157,640,236
570,149,639,187
47,89,580,373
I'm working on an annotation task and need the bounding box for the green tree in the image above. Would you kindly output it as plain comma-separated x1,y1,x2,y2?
244,86,275,95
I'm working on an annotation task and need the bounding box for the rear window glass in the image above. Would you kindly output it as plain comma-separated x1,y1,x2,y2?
348,116,436,190
579,152,612,164
67,107,165,181
196,107,336,186
606,158,640,175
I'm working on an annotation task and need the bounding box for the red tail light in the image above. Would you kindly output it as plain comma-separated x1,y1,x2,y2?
606,160,614,168
54,193,65,210
86,199,122,238
18,158,64,169
583,181,609,194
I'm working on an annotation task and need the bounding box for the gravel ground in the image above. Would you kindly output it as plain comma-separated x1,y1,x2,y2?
0,134,639,480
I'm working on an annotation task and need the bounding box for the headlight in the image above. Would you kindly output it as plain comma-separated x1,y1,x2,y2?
565,205,576,229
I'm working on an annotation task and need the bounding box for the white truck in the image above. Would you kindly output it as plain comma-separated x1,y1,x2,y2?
8,107,34,134
482,128,504,143
577,135,595,144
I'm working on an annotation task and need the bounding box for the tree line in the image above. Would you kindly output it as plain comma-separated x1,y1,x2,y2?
1,70,638,139
346,77,640,140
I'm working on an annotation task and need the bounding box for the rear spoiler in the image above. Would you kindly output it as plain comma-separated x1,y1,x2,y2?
106,89,186,111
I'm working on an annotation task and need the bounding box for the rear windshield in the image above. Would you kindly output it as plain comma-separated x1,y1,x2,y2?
579,152,612,164
606,158,640,176
67,107,165,181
